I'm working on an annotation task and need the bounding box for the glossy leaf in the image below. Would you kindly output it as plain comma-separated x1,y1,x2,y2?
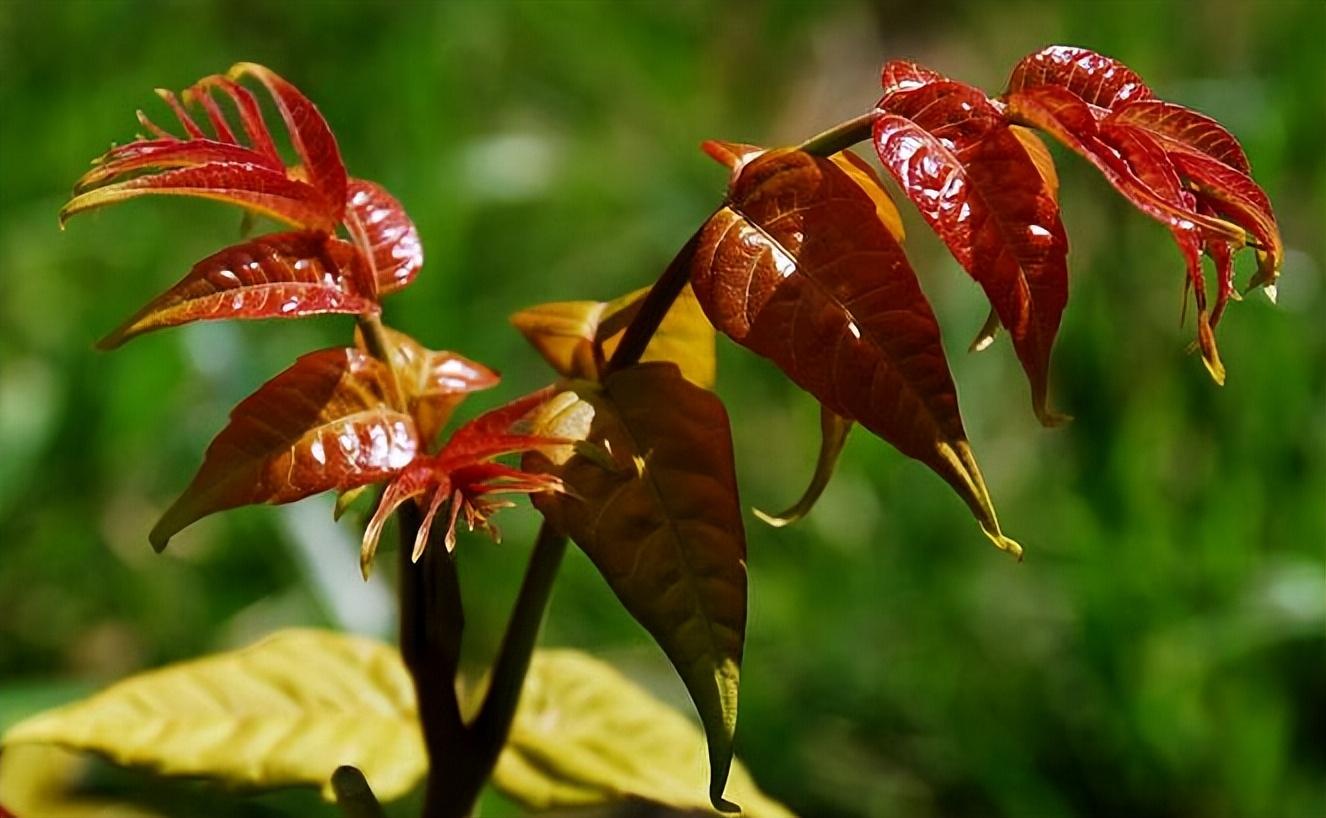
354,326,499,445
100,232,373,349
1003,86,1249,247
345,179,424,295
360,388,564,575
691,148,1020,556
526,363,747,809
495,649,792,818
874,80,1070,423
1006,45,1153,111
754,406,853,528
152,348,417,551
64,66,346,232
878,58,945,102
510,285,716,387
0,630,426,803
1110,99,1251,173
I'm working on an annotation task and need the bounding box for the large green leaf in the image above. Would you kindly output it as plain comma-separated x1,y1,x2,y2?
0,630,425,802
527,362,748,809
494,649,793,818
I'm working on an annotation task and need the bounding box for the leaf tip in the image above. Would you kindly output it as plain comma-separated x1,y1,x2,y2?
751,506,796,528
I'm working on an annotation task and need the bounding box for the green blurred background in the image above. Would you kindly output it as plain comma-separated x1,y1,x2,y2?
1,1,1322,816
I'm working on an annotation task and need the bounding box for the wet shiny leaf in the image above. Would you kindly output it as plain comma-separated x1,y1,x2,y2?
100,232,373,349
527,363,747,809
1006,45,1153,110
691,148,1020,556
152,348,417,551
874,80,1070,423
345,179,423,295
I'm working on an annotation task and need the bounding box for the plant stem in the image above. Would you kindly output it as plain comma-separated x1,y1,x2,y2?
356,312,406,410
605,229,702,375
469,523,567,766
795,109,881,156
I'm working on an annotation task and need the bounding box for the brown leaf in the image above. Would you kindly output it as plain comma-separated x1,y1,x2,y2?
152,348,417,550
689,148,1020,556
526,363,747,809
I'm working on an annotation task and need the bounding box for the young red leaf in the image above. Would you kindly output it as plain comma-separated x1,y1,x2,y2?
152,348,418,551
1109,100,1251,173
878,58,945,102
1006,45,1153,111
100,232,375,349
354,326,500,446
359,388,565,575
1003,86,1249,248
525,363,747,811
874,80,1070,424
690,148,1020,557
345,179,424,295
63,65,346,233
229,63,348,222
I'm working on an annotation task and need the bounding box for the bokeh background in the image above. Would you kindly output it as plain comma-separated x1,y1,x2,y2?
1,1,1322,816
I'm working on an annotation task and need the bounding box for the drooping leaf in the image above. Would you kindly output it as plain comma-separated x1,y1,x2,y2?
754,406,853,528
1109,99,1251,173
152,348,418,551
344,179,424,295
1006,45,1153,110
63,66,346,232
494,649,793,818
1003,85,1249,247
510,285,716,387
874,80,1070,424
354,326,499,446
526,363,747,809
359,387,564,575
99,232,374,349
691,147,1020,556
827,150,906,242
0,630,426,803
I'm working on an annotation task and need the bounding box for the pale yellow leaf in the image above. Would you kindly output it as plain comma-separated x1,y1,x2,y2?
494,649,794,817
1,629,425,802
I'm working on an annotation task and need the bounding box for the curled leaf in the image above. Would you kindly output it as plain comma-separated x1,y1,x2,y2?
99,232,374,349
345,179,423,295
527,363,747,809
152,348,418,551
691,147,1019,555
754,406,853,528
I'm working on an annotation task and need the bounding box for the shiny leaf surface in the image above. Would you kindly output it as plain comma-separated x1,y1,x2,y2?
152,348,417,551
345,179,424,295
691,148,1020,556
874,80,1070,423
355,326,499,446
1006,45,1153,110
0,630,425,803
495,649,792,817
100,232,373,349
527,363,747,809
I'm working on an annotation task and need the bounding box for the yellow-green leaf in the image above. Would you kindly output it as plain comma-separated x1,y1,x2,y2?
527,362,747,809
0,744,164,818
754,406,853,528
0,629,425,802
511,284,716,387
495,649,793,818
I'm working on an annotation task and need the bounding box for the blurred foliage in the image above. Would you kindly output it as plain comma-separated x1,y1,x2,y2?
1,1,1322,817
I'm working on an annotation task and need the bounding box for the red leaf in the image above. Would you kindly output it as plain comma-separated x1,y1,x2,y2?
1109,99,1251,174
152,348,418,551
229,63,348,222
355,326,500,446
100,232,374,349
874,80,1070,424
1004,86,1249,247
63,64,346,233
345,179,424,295
360,388,565,574
879,59,946,102
689,148,1020,556
1006,45,1153,111
700,140,764,172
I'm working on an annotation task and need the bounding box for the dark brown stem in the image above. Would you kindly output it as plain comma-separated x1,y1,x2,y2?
605,229,702,374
